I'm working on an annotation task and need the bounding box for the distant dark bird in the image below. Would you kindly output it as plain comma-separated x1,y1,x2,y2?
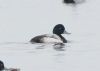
30,24,71,43
0,60,4,70
63,0,75,4
0,60,20,71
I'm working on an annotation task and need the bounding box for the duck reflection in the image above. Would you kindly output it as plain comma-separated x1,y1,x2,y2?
53,43,66,51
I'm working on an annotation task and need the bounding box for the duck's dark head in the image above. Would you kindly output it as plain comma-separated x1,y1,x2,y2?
53,24,70,35
0,60,4,70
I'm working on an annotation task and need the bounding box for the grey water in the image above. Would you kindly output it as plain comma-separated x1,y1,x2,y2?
0,0,100,71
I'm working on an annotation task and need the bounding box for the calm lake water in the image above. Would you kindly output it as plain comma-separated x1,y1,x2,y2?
0,0,100,71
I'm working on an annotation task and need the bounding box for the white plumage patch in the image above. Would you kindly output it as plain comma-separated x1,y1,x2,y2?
42,34,63,43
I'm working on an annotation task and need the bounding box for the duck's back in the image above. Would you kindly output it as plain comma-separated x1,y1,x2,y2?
30,34,63,43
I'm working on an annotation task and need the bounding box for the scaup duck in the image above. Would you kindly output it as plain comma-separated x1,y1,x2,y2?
63,0,75,4
0,60,20,71
30,24,70,43
0,60,4,71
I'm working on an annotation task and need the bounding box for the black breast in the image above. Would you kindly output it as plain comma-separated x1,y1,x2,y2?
59,35,67,43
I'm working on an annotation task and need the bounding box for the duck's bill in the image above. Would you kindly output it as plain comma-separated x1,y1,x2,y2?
63,30,71,34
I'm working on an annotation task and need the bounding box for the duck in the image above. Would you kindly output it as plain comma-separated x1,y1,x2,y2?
0,60,20,71
0,60,4,71
30,24,70,43
63,0,75,4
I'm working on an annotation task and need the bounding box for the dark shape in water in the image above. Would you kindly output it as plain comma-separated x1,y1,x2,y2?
0,60,20,71
53,43,66,51
0,60,4,70
63,0,75,4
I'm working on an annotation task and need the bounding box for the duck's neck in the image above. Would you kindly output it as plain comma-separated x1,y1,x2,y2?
58,35,67,43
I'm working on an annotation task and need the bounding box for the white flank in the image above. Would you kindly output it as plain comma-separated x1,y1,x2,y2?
43,37,63,43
